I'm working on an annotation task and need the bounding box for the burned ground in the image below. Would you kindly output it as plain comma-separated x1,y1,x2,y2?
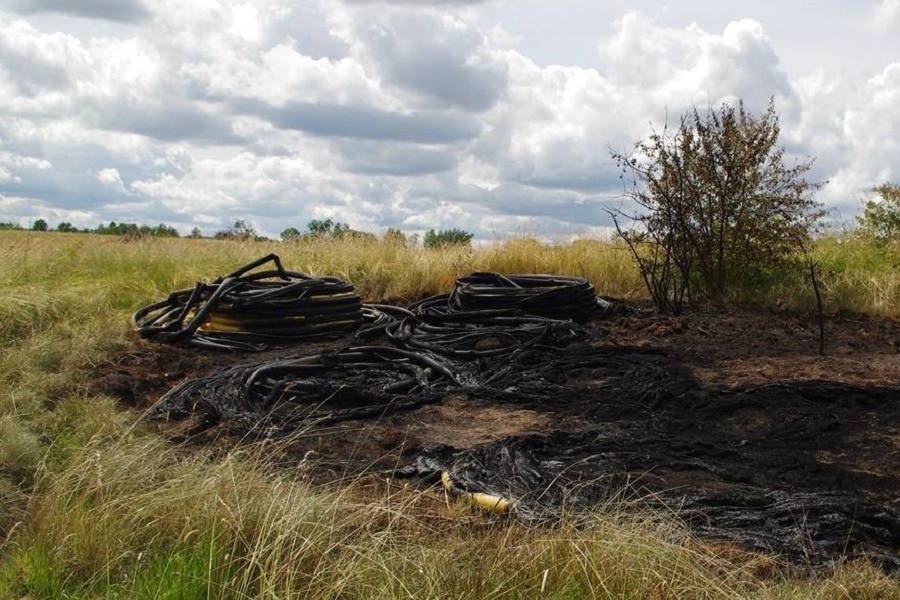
91,304,900,570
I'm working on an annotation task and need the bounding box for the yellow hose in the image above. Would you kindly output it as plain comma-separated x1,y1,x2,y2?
469,492,512,513
441,471,512,514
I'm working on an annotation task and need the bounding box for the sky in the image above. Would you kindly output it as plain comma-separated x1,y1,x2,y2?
0,0,899,240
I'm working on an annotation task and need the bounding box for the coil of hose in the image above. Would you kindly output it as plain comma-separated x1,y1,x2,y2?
132,254,362,351
413,272,608,321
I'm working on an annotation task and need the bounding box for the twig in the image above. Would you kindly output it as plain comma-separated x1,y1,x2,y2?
808,259,825,356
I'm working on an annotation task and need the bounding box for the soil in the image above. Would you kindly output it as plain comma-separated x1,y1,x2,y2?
89,303,900,571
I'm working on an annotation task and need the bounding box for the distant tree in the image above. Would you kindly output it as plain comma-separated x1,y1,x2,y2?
148,224,179,237
92,221,178,237
0,222,24,230
95,221,115,234
231,220,257,240
188,227,203,239
423,228,474,248
857,183,900,242
57,222,77,233
95,221,136,236
213,220,265,241
281,227,302,241
307,218,350,237
32,219,48,231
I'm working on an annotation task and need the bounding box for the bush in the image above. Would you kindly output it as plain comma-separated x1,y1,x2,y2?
857,183,900,242
611,98,824,312
423,228,474,248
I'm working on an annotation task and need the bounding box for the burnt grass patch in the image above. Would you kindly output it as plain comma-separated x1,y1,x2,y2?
92,304,900,571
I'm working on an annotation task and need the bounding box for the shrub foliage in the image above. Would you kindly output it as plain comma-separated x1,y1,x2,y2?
857,183,900,242
424,228,474,248
611,99,825,312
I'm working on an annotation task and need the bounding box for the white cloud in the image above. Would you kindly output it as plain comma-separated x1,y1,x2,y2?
97,167,125,192
808,62,900,212
467,13,797,206
873,0,900,31
0,1,898,240
0,17,90,104
599,13,794,112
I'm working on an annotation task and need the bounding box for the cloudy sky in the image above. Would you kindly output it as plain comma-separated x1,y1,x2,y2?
0,0,898,239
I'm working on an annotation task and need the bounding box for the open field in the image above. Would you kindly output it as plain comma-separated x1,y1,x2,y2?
3,230,900,598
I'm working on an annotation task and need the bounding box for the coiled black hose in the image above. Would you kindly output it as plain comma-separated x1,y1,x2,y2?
412,272,609,321
133,254,362,351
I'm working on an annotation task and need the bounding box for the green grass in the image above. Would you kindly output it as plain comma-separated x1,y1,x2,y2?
0,229,899,598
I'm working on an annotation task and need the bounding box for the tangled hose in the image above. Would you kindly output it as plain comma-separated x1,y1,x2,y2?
379,313,587,359
413,272,609,321
133,254,362,351
153,345,460,431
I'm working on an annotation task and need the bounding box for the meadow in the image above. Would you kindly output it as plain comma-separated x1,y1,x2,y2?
1,229,900,598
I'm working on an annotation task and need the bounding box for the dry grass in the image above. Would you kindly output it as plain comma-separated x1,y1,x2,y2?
0,432,783,598
0,230,899,598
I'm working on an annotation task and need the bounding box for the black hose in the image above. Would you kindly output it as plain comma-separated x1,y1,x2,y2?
381,313,587,358
144,263,619,436
411,272,610,321
132,254,362,351
152,345,460,430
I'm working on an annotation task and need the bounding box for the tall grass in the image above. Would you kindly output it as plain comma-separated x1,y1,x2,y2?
0,432,762,598
1,230,899,598
5,430,897,599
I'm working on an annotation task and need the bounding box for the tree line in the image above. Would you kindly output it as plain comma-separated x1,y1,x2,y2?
280,219,473,248
0,219,180,237
1,217,475,248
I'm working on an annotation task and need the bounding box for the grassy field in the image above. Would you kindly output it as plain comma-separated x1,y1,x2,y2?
2,229,900,598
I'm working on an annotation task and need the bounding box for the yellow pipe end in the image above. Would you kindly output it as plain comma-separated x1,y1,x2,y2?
441,471,512,514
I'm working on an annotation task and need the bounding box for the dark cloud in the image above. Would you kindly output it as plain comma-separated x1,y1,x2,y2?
82,100,245,145
0,47,72,97
236,100,482,144
463,183,617,225
1,167,127,211
380,47,507,112
0,0,150,23
519,172,624,194
335,140,458,176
